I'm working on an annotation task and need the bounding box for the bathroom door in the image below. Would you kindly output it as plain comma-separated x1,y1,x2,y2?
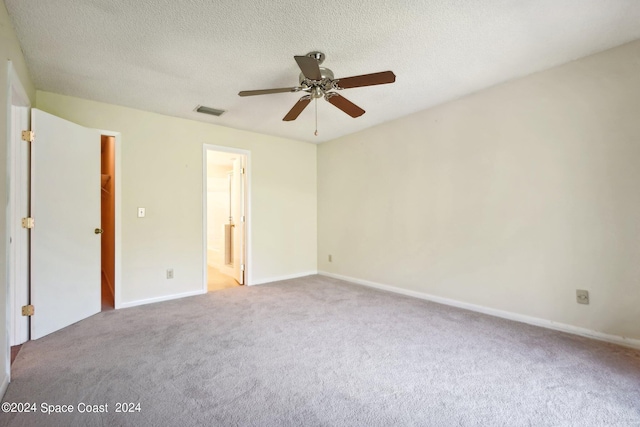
231,157,245,284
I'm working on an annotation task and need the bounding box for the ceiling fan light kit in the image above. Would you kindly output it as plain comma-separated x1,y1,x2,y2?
238,51,396,134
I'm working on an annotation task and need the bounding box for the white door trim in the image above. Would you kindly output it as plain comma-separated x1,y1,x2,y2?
8,104,29,346
5,60,31,389
98,130,122,309
202,144,252,289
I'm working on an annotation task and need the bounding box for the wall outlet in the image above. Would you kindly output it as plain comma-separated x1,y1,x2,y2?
328,254,332,262
576,289,589,305
167,268,174,279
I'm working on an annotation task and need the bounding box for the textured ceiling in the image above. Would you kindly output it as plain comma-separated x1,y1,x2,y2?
5,1,640,143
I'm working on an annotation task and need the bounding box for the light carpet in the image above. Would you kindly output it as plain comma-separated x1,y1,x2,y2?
1,275,639,426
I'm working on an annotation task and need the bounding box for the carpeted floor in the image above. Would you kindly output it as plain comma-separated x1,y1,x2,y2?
1,275,639,426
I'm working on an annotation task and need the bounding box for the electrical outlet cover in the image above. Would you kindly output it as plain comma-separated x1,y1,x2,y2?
576,289,589,305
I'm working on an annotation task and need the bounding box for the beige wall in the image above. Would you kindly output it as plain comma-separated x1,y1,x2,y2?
318,41,640,341
37,91,317,305
0,2,35,392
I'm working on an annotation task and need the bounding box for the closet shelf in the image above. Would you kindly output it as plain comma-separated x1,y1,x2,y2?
101,174,111,194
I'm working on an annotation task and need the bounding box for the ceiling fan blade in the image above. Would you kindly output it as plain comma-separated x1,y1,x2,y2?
294,56,322,81
283,96,311,121
325,94,365,118
335,71,396,89
238,87,300,97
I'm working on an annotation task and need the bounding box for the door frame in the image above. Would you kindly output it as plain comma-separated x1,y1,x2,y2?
6,61,30,348
202,144,251,288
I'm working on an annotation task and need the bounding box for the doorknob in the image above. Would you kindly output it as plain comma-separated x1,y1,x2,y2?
94,228,104,234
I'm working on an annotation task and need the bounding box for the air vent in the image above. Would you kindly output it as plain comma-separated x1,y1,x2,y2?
195,105,226,117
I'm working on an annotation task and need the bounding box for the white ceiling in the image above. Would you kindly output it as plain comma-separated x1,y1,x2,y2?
5,1,640,143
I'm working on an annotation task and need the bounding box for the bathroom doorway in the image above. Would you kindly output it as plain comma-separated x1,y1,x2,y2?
205,147,248,291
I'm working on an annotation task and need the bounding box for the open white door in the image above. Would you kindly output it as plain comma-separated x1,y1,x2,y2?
231,158,245,284
30,109,101,340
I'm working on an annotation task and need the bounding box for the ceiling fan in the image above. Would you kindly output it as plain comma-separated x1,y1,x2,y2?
238,52,396,124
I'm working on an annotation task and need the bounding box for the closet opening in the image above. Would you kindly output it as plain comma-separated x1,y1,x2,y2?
101,135,115,310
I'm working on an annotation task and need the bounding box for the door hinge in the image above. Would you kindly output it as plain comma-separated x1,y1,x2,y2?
241,215,245,223
240,167,245,174
21,217,34,229
21,130,34,142
21,305,34,316
240,264,245,271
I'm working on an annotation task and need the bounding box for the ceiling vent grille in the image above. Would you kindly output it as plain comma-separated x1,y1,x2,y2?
195,105,226,117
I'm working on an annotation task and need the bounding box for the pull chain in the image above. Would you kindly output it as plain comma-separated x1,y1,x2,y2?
314,98,318,136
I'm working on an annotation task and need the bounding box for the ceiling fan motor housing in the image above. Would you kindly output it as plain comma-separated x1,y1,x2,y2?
299,67,336,98
299,67,335,85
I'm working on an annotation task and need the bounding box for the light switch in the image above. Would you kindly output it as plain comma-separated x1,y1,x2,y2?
137,207,146,218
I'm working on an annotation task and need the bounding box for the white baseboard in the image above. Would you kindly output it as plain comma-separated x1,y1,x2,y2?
251,271,318,286
318,271,640,350
0,372,8,400
119,289,206,309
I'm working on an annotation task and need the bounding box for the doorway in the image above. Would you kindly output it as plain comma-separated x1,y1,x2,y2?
100,135,116,310
204,147,248,291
